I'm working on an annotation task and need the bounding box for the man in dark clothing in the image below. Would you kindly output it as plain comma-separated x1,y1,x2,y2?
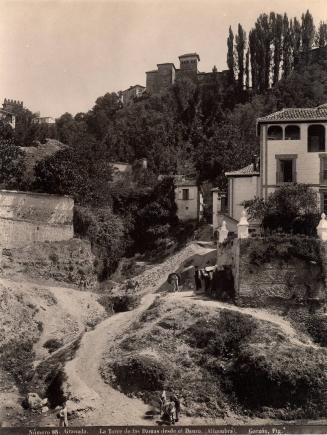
194,266,202,291
171,394,181,422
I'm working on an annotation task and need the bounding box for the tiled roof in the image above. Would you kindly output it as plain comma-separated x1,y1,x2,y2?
257,104,327,123
179,53,200,61
225,163,260,177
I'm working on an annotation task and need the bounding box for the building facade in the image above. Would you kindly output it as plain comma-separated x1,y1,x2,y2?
121,85,145,105
0,109,15,129
225,163,260,221
32,116,56,125
146,53,228,95
212,104,327,232
257,104,327,211
175,178,203,222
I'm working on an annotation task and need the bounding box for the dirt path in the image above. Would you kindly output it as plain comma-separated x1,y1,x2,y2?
64,243,216,425
168,291,317,348
65,293,157,425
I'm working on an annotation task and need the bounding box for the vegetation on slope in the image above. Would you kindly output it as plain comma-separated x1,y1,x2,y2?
101,297,327,420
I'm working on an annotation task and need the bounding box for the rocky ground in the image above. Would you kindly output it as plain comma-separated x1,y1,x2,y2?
3,239,326,428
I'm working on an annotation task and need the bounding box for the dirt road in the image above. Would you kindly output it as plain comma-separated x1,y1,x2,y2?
65,293,157,425
65,243,216,425
168,290,317,348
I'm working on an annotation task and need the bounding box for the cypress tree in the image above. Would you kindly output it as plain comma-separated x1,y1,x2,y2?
227,26,235,83
235,24,246,92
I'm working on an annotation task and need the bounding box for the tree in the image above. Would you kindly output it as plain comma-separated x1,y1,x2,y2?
292,17,302,67
245,48,250,90
315,21,327,48
301,10,315,64
235,24,247,92
249,29,259,92
271,13,283,86
33,148,88,199
132,177,178,252
0,121,14,141
74,206,126,279
0,140,26,189
227,26,235,83
86,92,122,140
282,14,293,77
244,183,318,234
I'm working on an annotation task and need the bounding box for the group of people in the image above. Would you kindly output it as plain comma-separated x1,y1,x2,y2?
159,390,181,425
194,265,214,294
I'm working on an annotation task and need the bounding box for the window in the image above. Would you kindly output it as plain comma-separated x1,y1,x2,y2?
285,125,300,140
267,125,283,140
321,192,327,213
320,156,327,184
182,189,189,200
276,155,297,184
308,125,325,152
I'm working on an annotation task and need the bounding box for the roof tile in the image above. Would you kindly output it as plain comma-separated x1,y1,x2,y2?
225,163,260,177
258,105,327,123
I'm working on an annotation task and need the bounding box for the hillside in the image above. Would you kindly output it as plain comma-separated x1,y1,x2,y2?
100,291,327,423
0,276,105,427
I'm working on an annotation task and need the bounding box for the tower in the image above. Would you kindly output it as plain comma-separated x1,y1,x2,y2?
178,53,200,76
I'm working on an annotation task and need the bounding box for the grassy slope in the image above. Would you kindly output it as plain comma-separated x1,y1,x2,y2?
100,295,327,421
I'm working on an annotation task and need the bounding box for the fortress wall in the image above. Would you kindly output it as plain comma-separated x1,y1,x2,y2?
0,190,74,248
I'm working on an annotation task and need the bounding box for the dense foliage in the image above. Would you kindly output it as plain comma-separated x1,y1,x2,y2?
243,184,319,235
0,9,326,277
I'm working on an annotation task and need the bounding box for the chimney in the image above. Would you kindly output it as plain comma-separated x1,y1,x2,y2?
252,154,258,171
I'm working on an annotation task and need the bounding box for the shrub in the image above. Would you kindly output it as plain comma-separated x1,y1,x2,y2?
185,311,257,358
111,354,169,392
231,344,327,418
43,338,64,354
74,206,126,279
304,315,327,347
0,340,35,391
241,235,322,268
243,184,319,235
98,294,141,314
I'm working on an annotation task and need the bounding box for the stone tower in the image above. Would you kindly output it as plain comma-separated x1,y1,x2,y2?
178,53,200,79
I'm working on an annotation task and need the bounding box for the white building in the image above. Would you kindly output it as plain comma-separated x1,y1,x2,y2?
121,85,145,105
175,178,203,222
213,103,327,232
258,104,327,211
212,163,260,233
32,116,56,125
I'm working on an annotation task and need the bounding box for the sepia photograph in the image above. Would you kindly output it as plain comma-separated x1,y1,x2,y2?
1,0,327,433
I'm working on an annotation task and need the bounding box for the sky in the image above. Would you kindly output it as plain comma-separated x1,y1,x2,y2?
0,0,326,118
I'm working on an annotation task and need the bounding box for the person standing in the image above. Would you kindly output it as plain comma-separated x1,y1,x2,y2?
203,269,211,293
168,273,179,292
194,266,202,291
171,393,181,422
58,401,68,427
160,389,167,414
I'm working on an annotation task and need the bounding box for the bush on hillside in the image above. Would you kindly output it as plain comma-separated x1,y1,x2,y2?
0,140,26,190
185,311,257,358
243,184,319,236
241,235,322,268
232,344,327,418
74,206,127,280
111,354,169,392
0,340,35,391
43,338,64,354
98,293,141,314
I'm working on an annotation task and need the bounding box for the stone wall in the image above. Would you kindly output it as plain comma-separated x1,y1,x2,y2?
217,237,326,310
1,238,97,288
0,190,73,248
